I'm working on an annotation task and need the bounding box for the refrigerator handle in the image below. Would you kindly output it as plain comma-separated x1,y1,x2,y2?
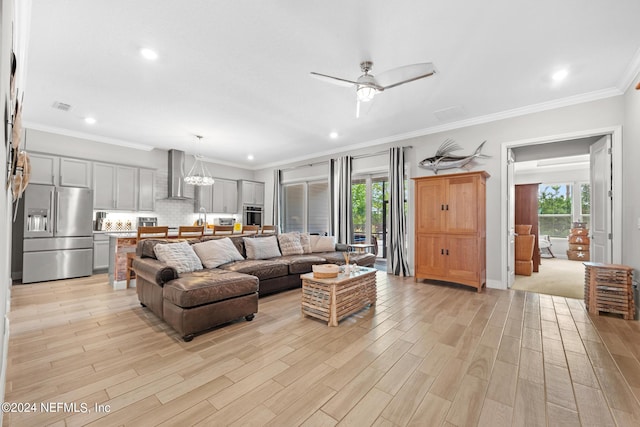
54,190,59,234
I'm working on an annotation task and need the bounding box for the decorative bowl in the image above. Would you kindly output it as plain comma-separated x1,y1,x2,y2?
312,264,339,278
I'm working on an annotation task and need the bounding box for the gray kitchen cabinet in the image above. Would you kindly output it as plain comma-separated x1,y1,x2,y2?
29,153,59,185
116,166,138,210
60,157,92,188
239,180,264,205
93,163,116,209
93,163,138,210
213,179,238,213
93,234,110,271
194,185,213,213
138,168,156,212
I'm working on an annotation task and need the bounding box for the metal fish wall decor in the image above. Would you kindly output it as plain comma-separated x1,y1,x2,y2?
418,139,489,174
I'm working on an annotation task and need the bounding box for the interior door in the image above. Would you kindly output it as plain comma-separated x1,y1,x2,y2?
507,148,515,287
590,135,612,263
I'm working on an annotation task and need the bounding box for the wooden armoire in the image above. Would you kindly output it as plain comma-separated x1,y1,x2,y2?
413,171,489,292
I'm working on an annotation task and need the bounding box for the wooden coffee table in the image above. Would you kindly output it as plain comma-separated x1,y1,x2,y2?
301,267,377,326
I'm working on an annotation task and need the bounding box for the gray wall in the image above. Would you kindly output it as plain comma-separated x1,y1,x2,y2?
0,0,15,408
258,95,627,288
622,74,640,287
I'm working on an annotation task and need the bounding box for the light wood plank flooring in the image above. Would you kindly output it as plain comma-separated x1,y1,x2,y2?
3,272,640,426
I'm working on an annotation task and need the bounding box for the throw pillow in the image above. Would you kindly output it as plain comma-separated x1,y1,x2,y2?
278,232,304,256
153,241,203,273
192,237,245,268
299,232,312,254
244,235,282,260
310,235,336,253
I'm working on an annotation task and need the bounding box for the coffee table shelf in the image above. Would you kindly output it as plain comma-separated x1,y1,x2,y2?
301,267,377,326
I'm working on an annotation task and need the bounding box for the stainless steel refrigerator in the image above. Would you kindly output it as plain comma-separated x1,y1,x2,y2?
21,184,94,284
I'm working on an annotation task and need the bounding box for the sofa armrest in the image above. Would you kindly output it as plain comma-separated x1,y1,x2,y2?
132,257,178,286
335,243,348,252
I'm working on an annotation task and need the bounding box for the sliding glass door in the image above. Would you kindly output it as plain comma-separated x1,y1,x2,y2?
352,174,388,258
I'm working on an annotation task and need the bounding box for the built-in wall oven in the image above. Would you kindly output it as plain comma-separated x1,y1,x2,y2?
243,205,262,226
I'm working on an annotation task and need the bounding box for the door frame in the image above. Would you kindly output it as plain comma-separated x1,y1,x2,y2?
500,126,622,289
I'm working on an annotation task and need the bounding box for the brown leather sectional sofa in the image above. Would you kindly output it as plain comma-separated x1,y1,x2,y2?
132,234,376,341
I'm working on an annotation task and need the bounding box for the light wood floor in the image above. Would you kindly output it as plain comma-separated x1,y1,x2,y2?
4,273,640,426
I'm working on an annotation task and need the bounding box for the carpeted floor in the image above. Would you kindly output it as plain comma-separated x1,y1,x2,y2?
511,257,585,299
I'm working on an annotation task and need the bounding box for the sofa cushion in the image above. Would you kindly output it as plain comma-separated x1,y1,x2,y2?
153,241,203,273
219,259,289,281
276,254,327,274
201,235,247,258
310,235,336,253
299,233,312,254
163,270,258,308
192,238,244,268
277,232,304,256
244,235,282,260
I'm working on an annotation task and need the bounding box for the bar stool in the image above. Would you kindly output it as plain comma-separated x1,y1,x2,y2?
178,225,204,238
126,226,169,288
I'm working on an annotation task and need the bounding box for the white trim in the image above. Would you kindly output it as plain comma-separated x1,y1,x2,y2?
487,278,506,290
500,126,623,288
617,46,640,92
24,122,156,152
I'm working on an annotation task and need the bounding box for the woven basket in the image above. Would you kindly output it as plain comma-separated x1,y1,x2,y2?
515,224,532,235
515,234,535,261
312,264,339,278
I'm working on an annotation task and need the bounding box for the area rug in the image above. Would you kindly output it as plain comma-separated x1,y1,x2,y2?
511,257,585,299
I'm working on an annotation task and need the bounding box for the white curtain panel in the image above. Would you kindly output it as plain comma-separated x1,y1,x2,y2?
272,169,282,233
331,156,352,244
389,147,411,276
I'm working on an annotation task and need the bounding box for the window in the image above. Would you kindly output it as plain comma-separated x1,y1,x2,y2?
283,184,304,232
351,174,389,258
282,181,329,234
538,182,590,237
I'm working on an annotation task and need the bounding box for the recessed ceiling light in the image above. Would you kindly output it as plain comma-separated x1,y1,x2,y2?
247,154,254,161
140,48,158,60
552,69,568,82
84,117,96,124
329,132,339,139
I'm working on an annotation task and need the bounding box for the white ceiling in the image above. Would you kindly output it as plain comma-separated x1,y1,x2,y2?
22,0,640,169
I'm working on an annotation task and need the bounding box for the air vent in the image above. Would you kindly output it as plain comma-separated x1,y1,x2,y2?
51,101,72,112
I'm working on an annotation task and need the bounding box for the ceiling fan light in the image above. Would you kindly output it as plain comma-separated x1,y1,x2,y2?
357,85,376,102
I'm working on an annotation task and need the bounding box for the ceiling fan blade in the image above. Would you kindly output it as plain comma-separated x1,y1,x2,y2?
310,72,358,88
375,62,436,90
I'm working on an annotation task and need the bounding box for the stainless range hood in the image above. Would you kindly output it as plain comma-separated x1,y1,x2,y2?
167,149,191,200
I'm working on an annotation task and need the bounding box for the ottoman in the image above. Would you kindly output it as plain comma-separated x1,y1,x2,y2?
162,269,259,341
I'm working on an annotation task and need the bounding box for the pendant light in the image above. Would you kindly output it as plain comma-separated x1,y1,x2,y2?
184,136,215,186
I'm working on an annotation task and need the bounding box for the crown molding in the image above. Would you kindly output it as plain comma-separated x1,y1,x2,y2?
260,87,622,170
617,46,640,92
23,122,156,151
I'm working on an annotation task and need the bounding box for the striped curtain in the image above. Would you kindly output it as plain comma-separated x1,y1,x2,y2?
389,147,411,276
331,156,352,244
272,169,282,233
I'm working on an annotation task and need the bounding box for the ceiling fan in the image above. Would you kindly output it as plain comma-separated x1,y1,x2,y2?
310,61,436,117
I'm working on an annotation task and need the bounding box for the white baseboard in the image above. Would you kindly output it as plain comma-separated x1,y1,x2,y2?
487,278,507,290
112,279,134,290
